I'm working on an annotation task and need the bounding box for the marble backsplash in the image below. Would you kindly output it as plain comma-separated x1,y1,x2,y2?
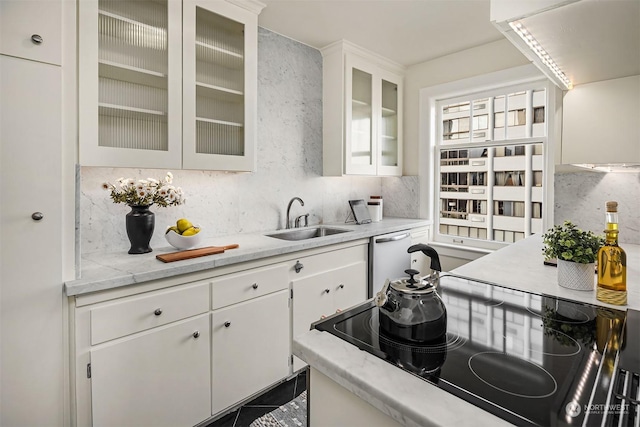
554,170,640,244
79,28,420,255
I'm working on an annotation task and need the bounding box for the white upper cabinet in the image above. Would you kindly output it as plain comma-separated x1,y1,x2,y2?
322,41,404,176
78,0,182,169
79,0,263,171
0,0,62,65
561,75,640,166
182,0,260,171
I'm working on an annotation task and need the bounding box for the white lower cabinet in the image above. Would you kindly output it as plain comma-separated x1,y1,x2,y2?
291,244,368,371
90,315,211,427
211,290,290,415
309,368,402,427
71,240,371,426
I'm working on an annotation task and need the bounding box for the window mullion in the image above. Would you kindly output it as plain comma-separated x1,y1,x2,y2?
525,90,533,138
488,96,495,141
504,92,510,140
486,148,495,238
524,144,533,236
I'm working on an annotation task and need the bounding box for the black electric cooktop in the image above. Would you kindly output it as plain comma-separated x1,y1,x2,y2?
313,274,629,427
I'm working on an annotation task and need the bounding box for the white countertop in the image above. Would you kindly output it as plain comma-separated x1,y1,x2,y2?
293,234,639,426
454,234,639,311
64,218,430,296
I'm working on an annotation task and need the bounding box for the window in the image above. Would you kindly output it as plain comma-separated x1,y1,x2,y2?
430,77,553,250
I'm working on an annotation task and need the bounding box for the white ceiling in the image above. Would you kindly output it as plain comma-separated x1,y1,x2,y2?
257,0,506,67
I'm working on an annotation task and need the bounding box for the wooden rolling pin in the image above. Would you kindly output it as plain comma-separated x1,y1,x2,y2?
156,244,239,263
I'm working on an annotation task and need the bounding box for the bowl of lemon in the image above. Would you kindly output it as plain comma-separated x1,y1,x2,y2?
165,218,202,250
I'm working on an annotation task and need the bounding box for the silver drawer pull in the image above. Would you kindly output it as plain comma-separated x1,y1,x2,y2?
338,284,344,289
252,283,258,290
154,309,162,316
31,34,43,44
224,321,231,328
324,289,330,294
31,212,44,221
192,331,200,339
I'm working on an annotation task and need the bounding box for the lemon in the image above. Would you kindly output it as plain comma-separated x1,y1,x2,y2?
182,226,200,236
176,218,193,234
166,225,179,235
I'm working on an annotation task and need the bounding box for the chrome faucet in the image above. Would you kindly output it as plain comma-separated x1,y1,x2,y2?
286,197,304,229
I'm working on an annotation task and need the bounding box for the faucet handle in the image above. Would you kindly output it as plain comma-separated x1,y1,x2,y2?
294,214,309,228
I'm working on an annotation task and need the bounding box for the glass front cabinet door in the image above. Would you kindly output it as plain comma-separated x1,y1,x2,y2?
182,0,259,171
79,0,182,169
322,41,404,176
79,0,262,171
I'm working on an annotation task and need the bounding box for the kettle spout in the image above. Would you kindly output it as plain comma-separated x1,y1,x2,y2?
375,279,391,307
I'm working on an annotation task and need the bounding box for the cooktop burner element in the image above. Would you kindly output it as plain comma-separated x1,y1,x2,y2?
313,274,628,427
468,351,558,398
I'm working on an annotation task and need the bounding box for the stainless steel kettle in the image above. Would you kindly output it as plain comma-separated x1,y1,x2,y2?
375,244,446,343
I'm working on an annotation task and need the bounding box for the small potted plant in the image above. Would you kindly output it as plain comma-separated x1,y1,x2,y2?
542,221,604,290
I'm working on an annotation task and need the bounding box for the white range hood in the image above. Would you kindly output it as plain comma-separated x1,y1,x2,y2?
490,0,640,89
491,0,640,170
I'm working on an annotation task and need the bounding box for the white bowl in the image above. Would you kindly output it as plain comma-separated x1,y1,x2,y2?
165,226,203,250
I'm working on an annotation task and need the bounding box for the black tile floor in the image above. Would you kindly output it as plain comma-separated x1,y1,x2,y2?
205,369,307,427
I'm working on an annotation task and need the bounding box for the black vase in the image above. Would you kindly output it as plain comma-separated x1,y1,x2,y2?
126,205,155,254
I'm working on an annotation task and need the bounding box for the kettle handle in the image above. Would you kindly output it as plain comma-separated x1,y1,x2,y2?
408,244,442,272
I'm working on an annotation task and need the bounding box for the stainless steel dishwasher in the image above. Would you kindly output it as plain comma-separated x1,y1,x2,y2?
369,230,412,297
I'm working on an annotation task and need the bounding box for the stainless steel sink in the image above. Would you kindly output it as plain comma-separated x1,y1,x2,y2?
265,226,352,241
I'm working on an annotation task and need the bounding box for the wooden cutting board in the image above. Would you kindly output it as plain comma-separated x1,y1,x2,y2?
156,244,239,263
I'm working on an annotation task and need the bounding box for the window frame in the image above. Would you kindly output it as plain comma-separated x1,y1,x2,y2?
418,65,560,252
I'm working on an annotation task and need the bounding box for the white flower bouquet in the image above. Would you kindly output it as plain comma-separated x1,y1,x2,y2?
102,171,185,207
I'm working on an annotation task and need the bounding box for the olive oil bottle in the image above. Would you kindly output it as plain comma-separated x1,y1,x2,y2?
596,201,627,305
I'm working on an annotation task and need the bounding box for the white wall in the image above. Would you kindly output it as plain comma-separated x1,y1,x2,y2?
403,38,529,176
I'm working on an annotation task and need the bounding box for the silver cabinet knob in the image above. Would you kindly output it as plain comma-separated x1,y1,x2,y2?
252,283,258,290
31,34,43,44
224,321,231,327
192,331,200,339
31,212,44,221
294,261,304,273
154,308,162,316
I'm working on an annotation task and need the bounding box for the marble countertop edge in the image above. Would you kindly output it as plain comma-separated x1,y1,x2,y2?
293,329,511,427
65,218,431,296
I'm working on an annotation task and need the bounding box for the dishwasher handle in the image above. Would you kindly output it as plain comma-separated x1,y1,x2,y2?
375,232,410,244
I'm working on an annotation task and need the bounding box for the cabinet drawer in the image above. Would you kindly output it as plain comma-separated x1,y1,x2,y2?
211,264,288,310
91,283,209,345
290,244,368,279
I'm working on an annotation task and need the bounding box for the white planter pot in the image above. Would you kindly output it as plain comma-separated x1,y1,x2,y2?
557,259,595,291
